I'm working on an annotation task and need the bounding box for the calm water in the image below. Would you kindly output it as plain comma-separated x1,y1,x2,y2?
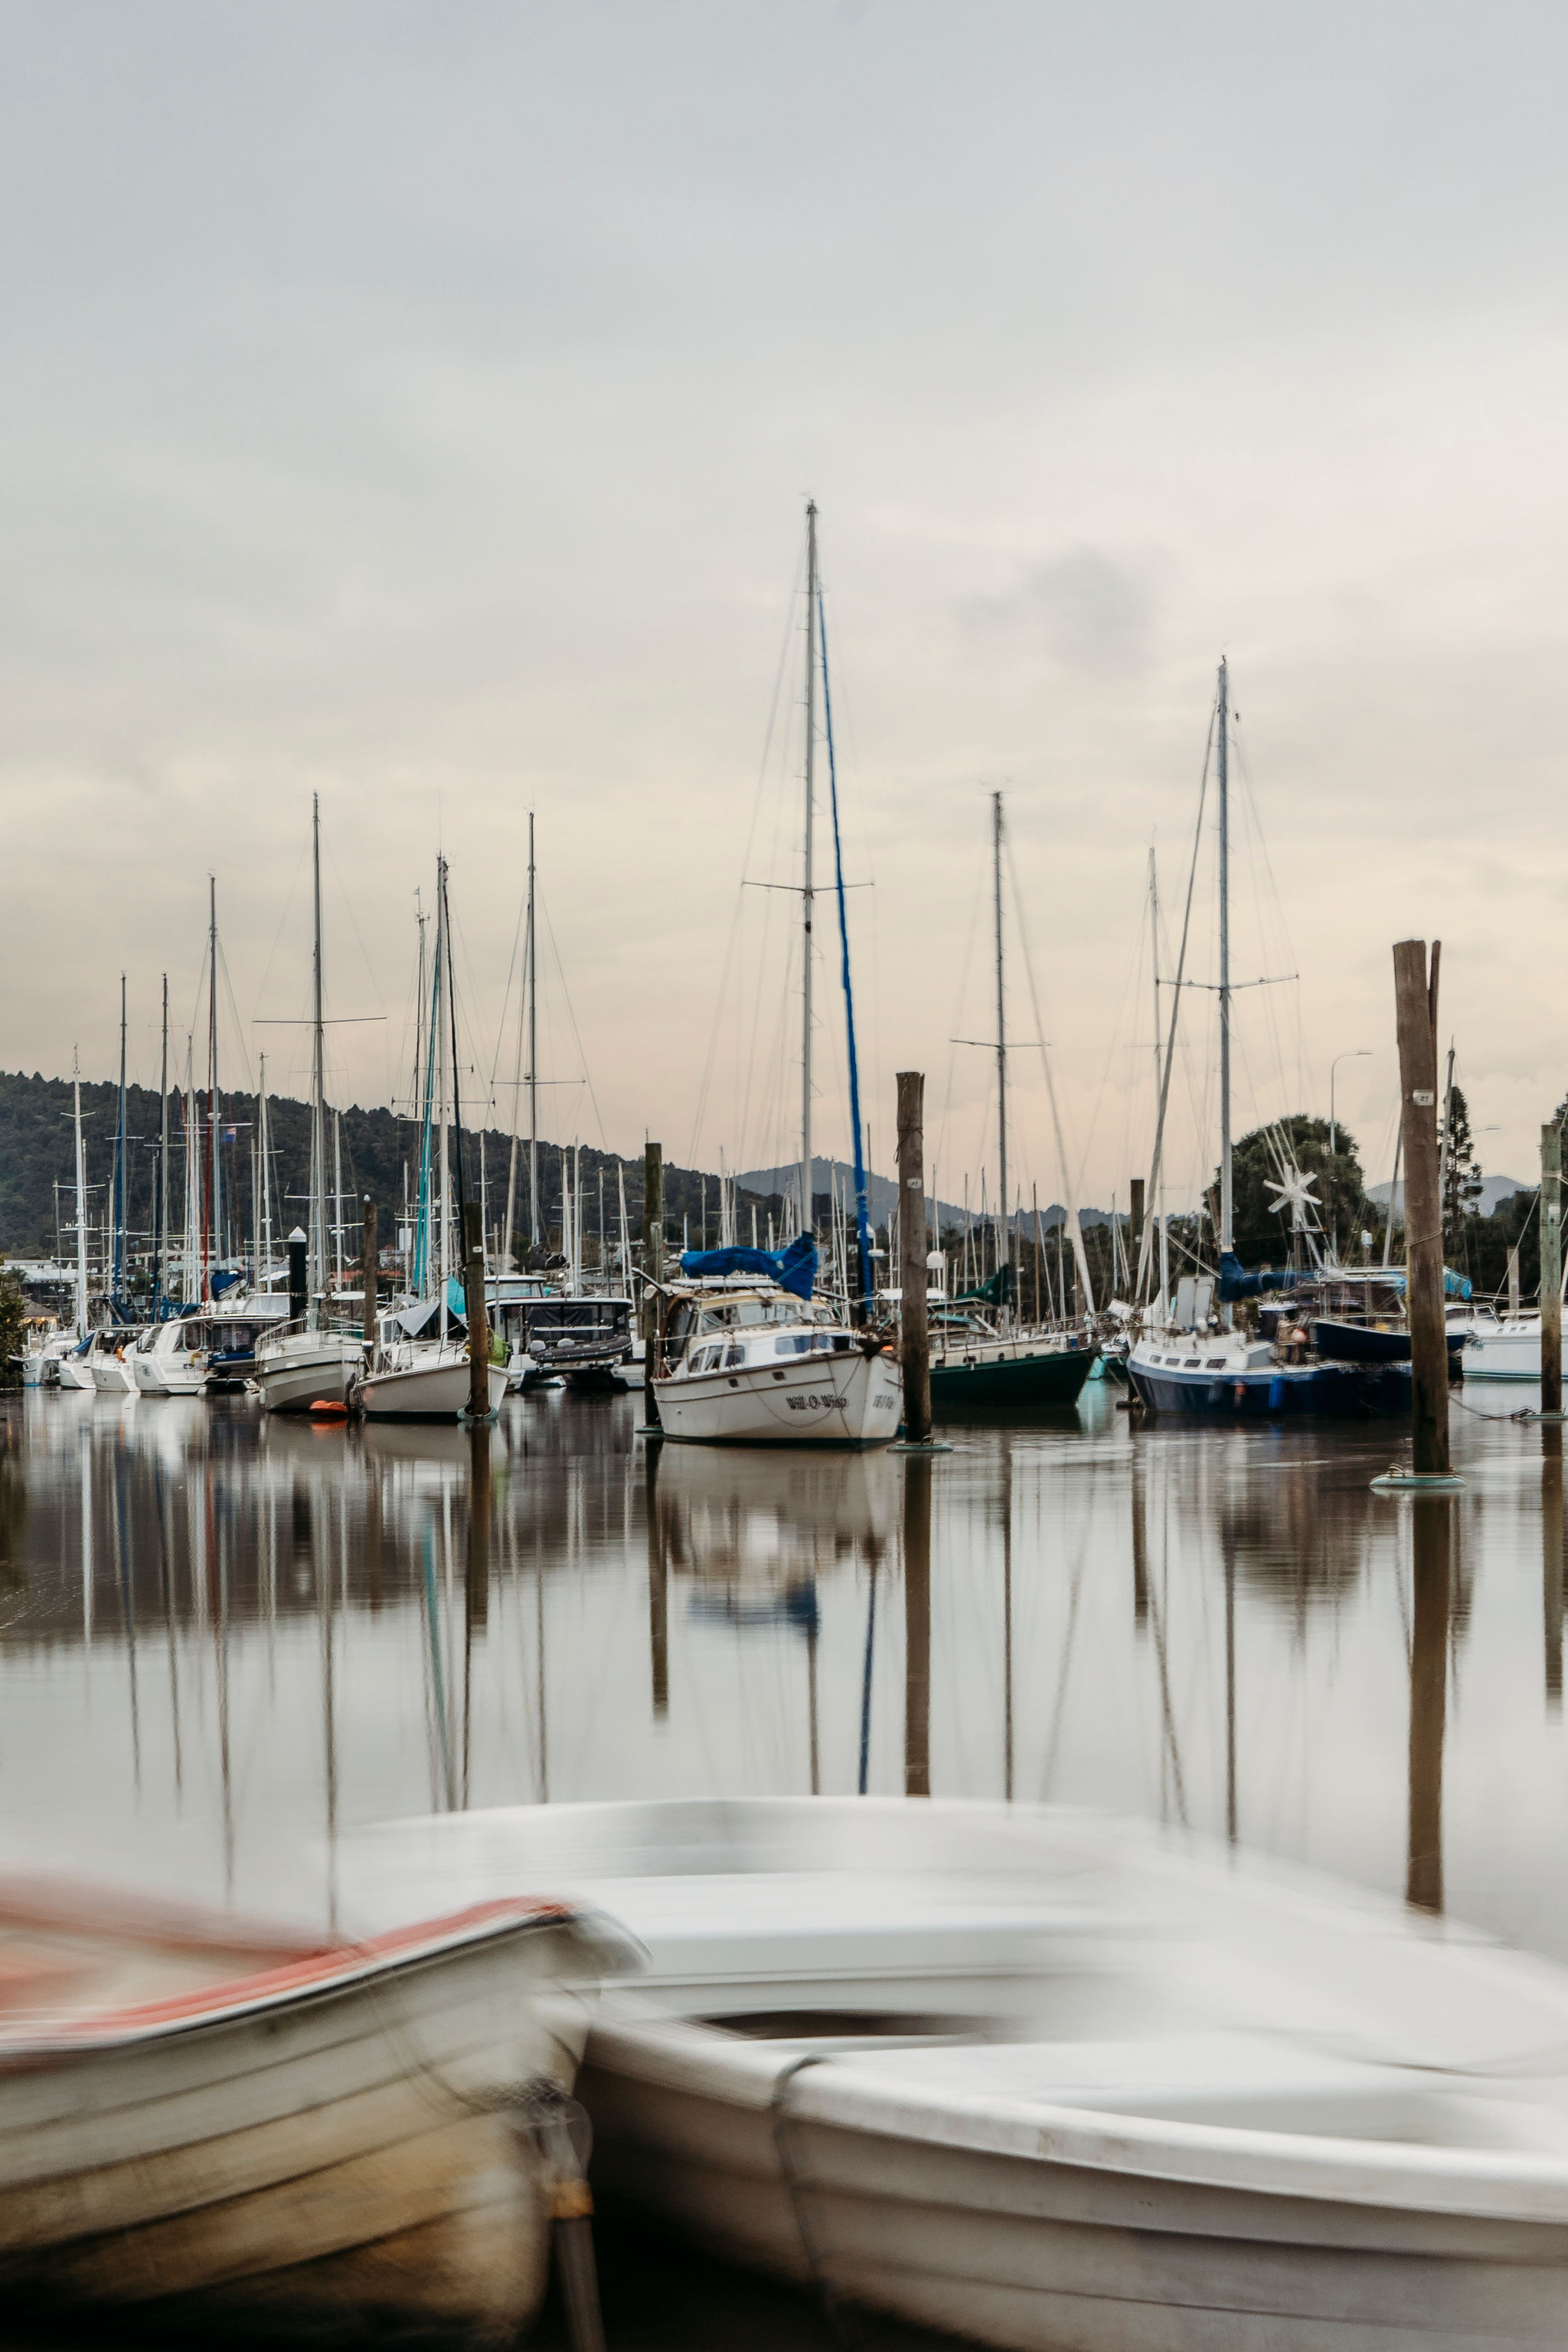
5,1377,1568,2341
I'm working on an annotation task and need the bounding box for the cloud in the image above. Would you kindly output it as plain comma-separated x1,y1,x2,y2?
963,547,1155,674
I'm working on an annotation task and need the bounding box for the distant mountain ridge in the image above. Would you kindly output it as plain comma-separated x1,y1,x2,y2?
735,1158,1116,1233
1367,1174,1530,1216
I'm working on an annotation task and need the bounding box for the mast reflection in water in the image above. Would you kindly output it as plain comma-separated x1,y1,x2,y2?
5,1388,1568,1969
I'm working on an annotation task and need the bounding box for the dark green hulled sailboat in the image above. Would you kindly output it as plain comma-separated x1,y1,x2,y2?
928,802,1098,1419
928,1266,1097,1413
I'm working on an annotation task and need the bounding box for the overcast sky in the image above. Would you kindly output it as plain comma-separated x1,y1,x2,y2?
3,1,1566,1215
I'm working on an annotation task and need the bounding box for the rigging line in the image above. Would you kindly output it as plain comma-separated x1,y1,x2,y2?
539,893,608,1152
1004,838,1095,1313
818,585,874,1307
248,836,309,1036
1135,707,1214,1298
936,834,990,1190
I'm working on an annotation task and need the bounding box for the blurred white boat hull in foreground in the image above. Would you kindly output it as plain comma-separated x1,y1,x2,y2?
347,1797,1568,2350
0,1874,622,2343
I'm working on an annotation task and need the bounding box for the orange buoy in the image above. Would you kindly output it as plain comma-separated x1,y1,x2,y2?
309,1400,350,1420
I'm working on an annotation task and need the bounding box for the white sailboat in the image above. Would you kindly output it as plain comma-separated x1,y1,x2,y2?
253,800,368,1414
652,503,901,1449
355,857,507,1422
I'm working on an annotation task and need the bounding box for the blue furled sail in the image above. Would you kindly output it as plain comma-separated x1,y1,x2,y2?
680,1233,819,1300
818,590,874,1314
1218,1250,1473,1305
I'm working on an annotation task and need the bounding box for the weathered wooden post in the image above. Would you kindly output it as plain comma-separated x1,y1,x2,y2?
646,1442,668,1717
1392,940,1451,1478
460,1201,492,1420
640,1142,664,1432
361,1198,377,1351
903,1454,931,1798
896,1073,932,1445
1542,1122,1563,1417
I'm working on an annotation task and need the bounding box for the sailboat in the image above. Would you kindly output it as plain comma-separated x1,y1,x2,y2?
650,505,902,1448
354,858,508,1421
928,793,1096,1414
1126,665,1411,1419
253,800,371,1413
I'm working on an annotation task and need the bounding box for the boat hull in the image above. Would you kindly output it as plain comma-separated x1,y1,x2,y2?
0,1899,613,2345
1465,1327,1544,1381
653,1345,901,1447
1129,1355,1411,1418
358,1358,510,1421
253,1338,364,1414
1312,1317,1466,1368
582,2023,1568,2351
929,1343,1095,1413
131,1354,207,1399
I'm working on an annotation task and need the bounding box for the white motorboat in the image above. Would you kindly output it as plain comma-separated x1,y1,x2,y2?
0,1866,631,2340
346,1795,1568,2351
251,1322,366,1414
356,1337,509,1421
652,1285,902,1446
130,1316,210,1398
82,1328,142,1393
55,1342,95,1393
1464,1315,1544,1381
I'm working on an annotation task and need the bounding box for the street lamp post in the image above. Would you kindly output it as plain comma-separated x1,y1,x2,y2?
1330,1051,1372,1157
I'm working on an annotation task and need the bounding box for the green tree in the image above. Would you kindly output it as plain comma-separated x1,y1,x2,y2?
0,1272,24,1387
1223,1116,1370,1269
1440,1085,1483,1248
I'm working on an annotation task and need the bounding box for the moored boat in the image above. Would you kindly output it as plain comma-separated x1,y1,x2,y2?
652,1278,901,1448
355,1331,509,1421
345,1795,1568,2352
251,1321,366,1414
1464,1314,1546,1381
929,1319,1096,1412
0,1867,631,2341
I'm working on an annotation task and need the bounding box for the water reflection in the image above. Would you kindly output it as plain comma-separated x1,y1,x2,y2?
5,1390,1568,1966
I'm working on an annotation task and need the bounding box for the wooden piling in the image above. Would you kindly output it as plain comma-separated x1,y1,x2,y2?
460,1201,492,1420
361,1198,377,1351
642,1142,664,1428
1392,940,1451,1476
896,1073,932,1444
1406,1496,1450,1914
1543,1122,1563,1416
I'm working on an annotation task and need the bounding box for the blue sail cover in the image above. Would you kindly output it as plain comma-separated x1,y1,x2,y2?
1217,1250,1473,1304
680,1233,818,1301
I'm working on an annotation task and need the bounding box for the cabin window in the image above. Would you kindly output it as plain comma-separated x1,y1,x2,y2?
1184,1357,1200,1369
775,1334,812,1357
1205,1356,1225,1369
724,1343,744,1369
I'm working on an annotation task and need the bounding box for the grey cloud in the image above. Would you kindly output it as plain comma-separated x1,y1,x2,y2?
963,549,1155,674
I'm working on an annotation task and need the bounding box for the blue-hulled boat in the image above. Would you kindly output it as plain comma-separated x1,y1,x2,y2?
1127,1328,1411,1418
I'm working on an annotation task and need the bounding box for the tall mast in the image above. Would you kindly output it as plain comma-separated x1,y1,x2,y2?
502,818,531,1271
1217,659,1232,1272
1149,847,1170,1324
437,858,451,1337
800,499,818,1240
208,878,221,1287
528,813,539,1248
258,1051,273,1282
309,793,328,1311
333,1108,345,1292
154,976,169,1317
993,791,1008,1302
113,975,127,1304
72,1051,88,1339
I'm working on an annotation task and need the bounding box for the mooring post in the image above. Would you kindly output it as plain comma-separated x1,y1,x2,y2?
903,1455,931,1796
1543,1122,1563,1417
361,1197,377,1352
1406,1494,1450,1914
896,1073,932,1444
460,1200,492,1420
642,1142,664,1429
1392,940,1451,1477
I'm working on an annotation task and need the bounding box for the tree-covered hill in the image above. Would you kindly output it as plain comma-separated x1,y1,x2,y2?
0,1067,783,1267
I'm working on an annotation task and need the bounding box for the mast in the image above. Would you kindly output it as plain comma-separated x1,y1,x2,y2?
800,499,818,1240
1149,848,1170,1324
437,859,451,1338
154,976,168,1317
113,975,127,1305
309,794,328,1312
993,791,1008,1305
1217,658,1232,1277
208,878,220,1291
72,1051,88,1339
185,1036,199,1307
258,1052,273,1285
333,1108,345,1292
528,815,539,1249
